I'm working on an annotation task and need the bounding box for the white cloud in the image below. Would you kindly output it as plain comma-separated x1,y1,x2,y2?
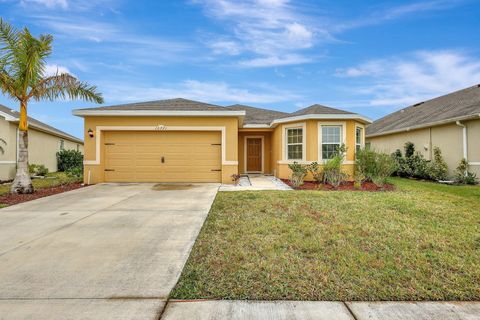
239,54,312,68
337,50,480,107
194,0,323,67
43,64,73,76
23,0,68,9
334,0,467,32
100,80,299,104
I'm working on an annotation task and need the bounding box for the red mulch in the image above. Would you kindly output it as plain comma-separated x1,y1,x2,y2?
0,183,84,206
282,179,395,191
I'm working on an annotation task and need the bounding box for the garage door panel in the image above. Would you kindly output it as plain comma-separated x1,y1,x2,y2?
104,131,222,183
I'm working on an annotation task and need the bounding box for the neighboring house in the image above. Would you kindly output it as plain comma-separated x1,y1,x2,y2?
0,105,84,181
366,84,480,177
73,98,371,184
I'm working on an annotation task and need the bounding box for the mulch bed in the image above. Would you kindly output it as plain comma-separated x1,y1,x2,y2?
0,183,84,206
282,179,395,191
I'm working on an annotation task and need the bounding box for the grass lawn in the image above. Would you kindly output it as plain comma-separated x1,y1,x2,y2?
0,172,81,207
171,178,480,301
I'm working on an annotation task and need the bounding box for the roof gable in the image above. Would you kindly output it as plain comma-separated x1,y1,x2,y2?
285,104,354,117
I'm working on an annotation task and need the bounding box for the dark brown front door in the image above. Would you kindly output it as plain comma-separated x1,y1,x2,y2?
246,138,262,172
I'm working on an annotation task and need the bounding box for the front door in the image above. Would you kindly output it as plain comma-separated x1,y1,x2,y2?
246,138,262,172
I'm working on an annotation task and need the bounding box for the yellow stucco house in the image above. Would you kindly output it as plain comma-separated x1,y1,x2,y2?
0,104,83,181
73,98,372,184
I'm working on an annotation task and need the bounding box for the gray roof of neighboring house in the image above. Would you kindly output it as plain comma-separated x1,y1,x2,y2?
282,104,354,117
76,98,229,111
0,104,83,144
227,104,289,124
366,84,480,137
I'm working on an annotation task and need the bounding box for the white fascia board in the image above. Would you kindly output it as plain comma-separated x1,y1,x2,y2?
242,124,271,128
0,111,18,122
366,113,480,138
270,114,373,126
72,110,246,117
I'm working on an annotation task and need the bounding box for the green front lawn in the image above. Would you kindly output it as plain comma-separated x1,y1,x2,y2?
0,172,81,197
171,178,480,301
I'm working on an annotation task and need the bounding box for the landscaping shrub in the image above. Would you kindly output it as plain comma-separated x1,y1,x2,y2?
408,152,430,179
392,142,448,181
288,162,307,187
454,158,478,185
426,147,448,181
306,161,323,182
391,149,411,177
57,149,83,172
371,152,397,187
356,148,396,187
66,167,83,180
323,155,348,188
28,164,49,176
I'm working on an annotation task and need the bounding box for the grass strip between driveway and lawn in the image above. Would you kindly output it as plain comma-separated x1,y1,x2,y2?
171,178,480,301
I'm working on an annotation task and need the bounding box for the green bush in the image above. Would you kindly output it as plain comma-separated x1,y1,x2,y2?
323,155,348,188
66,166,83,179
57,149,83,172
28,163,49,176
288,162,307,187
426,147,448,181
408,152,429,179
454,158,478,185
391,149,411,177
356,148,396,187
371,152,397,187
306,161,323,182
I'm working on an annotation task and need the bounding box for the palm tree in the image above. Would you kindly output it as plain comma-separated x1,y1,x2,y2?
0,19,103,194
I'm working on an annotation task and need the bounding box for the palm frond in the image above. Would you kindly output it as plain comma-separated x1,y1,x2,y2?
29,73,104,103
0,138,6,155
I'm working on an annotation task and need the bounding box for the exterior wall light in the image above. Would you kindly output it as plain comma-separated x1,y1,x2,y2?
87,128,94,138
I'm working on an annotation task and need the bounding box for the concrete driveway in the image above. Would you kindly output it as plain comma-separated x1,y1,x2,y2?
0,183,219,320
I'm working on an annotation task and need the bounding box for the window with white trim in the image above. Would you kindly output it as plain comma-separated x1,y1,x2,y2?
321,126,341,160
356,126,363,154
286,127,303,160
59,140,65,150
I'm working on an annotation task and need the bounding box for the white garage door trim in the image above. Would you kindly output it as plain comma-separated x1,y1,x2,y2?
84,126,238,166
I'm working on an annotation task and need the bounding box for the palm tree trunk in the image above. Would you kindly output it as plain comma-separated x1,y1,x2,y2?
11,101,34,194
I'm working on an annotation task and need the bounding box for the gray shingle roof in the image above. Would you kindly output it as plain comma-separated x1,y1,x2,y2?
227,104,289,124
77,98,228,111
283,104,354,117
0,104,83,143
366,84,480,137
76,98,367,125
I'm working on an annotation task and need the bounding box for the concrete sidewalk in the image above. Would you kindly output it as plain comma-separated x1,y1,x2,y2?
160,300,480,320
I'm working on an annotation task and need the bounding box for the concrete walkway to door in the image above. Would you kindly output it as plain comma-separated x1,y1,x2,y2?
0,183,219,320
220,174,292,191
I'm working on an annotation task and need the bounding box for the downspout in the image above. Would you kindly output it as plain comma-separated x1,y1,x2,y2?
455,121,467,160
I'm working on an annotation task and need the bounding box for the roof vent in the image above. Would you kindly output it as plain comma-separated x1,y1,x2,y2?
412,101,424,107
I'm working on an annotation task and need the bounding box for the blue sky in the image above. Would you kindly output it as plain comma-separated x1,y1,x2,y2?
1,0,479,138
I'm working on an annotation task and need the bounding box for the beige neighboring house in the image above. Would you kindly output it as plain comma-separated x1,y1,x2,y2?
366,84,480,177
0,104,84,181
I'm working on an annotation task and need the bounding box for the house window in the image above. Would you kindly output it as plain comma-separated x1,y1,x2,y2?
321,126,341,160
59,140,65,150
356,127,363,154
76,144,79,151
286,128,303,160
